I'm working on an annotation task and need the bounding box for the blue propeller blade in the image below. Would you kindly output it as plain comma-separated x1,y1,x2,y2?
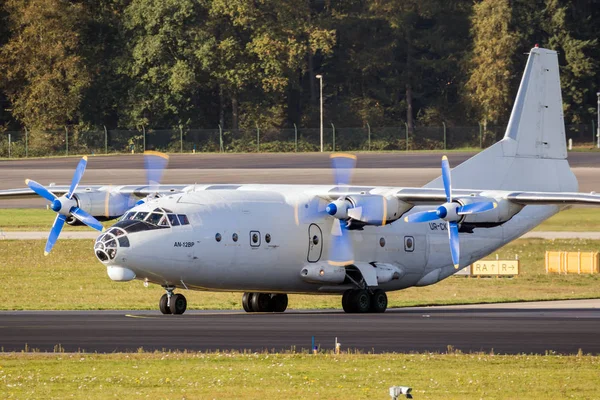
441,155,452,203
71,207,104,231
45,214,67,255
330,153,357,186
25,179,57,203
144,151,169,189
67,156,88,199
448,221,460,268
328,220,354,266
404,210,440,223
458,201,497,215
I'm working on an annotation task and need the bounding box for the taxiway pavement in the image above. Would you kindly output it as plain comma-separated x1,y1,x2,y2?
1,300,599,354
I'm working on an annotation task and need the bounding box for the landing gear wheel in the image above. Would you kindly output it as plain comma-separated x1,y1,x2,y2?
251,293,272,312
271,294,288,313
370,289,388,313
242,292,253,312
350,289,371,313
342,290,354,313
159,294,171,315
169,293,187,315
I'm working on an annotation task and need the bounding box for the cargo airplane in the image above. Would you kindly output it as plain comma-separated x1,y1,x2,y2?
3,46,600,314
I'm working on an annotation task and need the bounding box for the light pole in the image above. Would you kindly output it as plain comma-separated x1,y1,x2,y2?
597,92,600,149
316,74,323,152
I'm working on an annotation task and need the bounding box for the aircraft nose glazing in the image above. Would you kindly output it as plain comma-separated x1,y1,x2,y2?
94,227,130,263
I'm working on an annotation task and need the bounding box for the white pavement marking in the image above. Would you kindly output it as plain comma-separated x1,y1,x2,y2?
408,299,600,310
2,231,99,240
521,232,600,240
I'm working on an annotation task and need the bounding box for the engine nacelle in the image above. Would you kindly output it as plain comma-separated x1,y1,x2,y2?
456,196,522,224
346,194,412,226
73,191,134,220
300,264,346,284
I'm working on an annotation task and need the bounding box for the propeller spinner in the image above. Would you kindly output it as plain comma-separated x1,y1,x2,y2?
26,156,104,255
404,155,496,268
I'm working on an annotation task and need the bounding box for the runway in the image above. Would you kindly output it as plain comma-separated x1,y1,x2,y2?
1,151,600,169
1,300,599,355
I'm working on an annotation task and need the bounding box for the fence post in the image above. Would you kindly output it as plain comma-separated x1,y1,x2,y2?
218,124,223,153
142,125,146,152
404,122,409,151
331,123,336,152
593,120,596,144
24,127,28,158
179,125,183,153
293,123,298,153
103,125,108,154
442,121,447,150
367,122,371,151
65,126,69,156
478,122,483,148
256,123,260,152
8,132,11,158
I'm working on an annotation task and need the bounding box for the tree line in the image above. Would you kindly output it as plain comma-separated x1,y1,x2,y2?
0,0,598,136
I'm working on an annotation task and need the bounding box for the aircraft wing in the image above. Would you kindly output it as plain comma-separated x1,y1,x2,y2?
504,191,600,205
0,184,192,200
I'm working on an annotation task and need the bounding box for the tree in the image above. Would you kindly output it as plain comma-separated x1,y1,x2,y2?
0,0,91,130
466,0,519,127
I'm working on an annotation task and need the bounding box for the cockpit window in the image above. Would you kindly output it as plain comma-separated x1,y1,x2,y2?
167,214,180,226
133,212,148,221
121,212,135,221
146,213,163,225
178,214,190,225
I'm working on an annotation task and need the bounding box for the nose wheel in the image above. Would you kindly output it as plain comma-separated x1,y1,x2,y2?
159,287,187,315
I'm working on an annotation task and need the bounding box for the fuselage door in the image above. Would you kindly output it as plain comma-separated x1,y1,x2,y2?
307,224,323,263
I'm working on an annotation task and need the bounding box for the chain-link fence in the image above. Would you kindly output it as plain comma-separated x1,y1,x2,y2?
1,122,597,158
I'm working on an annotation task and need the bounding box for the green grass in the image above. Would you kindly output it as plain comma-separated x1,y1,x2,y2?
0,352,598,399
1,238,600,310
0,209,114,231
3,207,600,232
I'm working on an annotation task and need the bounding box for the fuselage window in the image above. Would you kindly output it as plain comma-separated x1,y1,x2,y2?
232,233,238,242
252,233,259,244
312,235,319,245
167,214,180,226
121,212,135,221
159,217,169,227
178,214,190,225
215,233,222,242
380,237,386,247
133,212,148,221
265,233,271,243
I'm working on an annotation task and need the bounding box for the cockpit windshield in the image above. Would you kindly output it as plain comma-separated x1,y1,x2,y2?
119,208,189,229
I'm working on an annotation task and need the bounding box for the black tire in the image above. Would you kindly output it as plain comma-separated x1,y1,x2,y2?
242,292,253,312
351,289,371,313
251,293,272,312
271,294,288,313
370,289,388,313
169,293,187,315
159,294,171,315
342,290,354,313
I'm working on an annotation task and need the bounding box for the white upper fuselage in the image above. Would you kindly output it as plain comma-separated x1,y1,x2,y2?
95,184,561,294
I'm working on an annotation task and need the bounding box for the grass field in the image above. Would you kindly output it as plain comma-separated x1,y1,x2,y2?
2,207,600,232
1,238,600,310
0,352,598,399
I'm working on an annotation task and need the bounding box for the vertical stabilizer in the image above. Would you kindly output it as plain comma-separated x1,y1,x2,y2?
425,47,576,192
504,46,567,159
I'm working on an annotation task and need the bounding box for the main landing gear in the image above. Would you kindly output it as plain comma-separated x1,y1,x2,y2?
341,288,387,313
159,287,187,315
242,292,288,313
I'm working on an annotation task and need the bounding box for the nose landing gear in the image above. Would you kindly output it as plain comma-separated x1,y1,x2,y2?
159,287,187,315
242,292,288,313
341,288,387,313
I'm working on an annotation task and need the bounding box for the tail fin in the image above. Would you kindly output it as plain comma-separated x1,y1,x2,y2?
426,46,577,192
